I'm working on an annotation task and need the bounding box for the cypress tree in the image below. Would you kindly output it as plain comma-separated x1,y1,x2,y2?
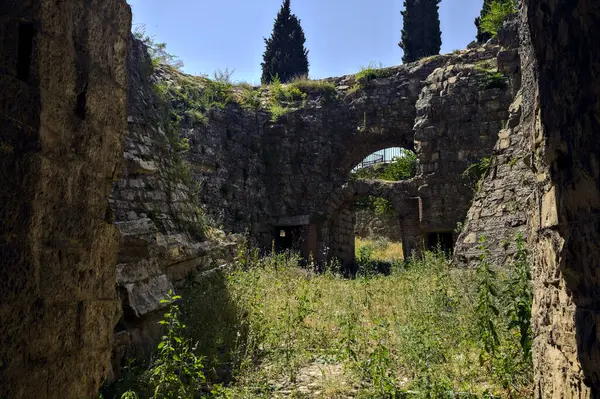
475,0,493,43
399,0,442,64
261,0,309,84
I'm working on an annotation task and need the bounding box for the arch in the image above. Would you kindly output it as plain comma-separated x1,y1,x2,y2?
334,125,416,177
315,179,421,271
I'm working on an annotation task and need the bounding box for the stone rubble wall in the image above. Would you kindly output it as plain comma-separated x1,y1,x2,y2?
414,44,515,233
453,16,537,268
355,209,403,242
108,39,240,382
145,40,517,268
0,1,131,398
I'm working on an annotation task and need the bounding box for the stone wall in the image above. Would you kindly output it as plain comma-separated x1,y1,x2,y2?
142,39,517,269
355,209,403,241
522,0,600,396
108,39,240,381
454,16,537,268
0,1,131,398
455,2,600,395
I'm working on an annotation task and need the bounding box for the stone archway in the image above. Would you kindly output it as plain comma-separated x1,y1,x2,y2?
316,179,420,270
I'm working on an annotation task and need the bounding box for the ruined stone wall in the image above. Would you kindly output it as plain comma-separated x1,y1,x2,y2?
454,17,537,268
522,0,600,396
455,3,600,395
0,1,131,398
145,42,513,260
355,209,403,241
108,39,239,380
414,45,514,234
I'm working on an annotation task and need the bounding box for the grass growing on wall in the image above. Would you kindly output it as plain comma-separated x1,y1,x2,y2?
106,235,533,399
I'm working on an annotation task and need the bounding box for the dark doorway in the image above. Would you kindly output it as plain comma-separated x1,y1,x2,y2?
274,226,305,253
426,231,454,254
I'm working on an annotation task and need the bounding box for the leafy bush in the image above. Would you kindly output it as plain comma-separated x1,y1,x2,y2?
475,236,500,368
351,149,417,182
352,150,417,215
116,292,206,399
133,25,184,71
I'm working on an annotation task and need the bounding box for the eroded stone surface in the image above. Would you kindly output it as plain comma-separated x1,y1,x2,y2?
0,1,131,398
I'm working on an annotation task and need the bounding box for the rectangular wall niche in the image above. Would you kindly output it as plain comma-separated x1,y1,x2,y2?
17,23,35,82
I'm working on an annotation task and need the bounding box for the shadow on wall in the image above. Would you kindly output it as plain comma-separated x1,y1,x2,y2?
103,268,247,397
525,0,600,395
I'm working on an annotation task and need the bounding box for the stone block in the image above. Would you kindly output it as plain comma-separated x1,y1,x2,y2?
124,274,173,317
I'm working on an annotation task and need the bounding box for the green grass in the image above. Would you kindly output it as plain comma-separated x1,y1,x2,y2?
105,239,533,399
289,76,337,101
347,62,393,95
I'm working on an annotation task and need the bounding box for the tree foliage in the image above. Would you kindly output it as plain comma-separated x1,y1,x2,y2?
476,0,517,42
261,0,309,84
399,0,442,64
352,150,417,216
474,0,493,43
480,0,517,38
352,149,417,181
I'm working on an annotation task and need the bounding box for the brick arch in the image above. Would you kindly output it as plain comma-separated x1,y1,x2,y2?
315,179,421,270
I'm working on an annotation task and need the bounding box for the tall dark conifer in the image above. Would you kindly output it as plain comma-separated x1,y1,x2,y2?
399,0,442,64
261,0,309,84
475,0,493,43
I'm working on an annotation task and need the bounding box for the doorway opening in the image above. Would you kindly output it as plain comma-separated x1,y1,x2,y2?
426,231,454,254
273,223,318,263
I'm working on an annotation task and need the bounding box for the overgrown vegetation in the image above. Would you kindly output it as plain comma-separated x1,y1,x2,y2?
265,75,337,121
479,0,517,38
134,25,184,71
134,31,216,238
352,149,417,216
463,156,492,192
475,60,509,90
348,62,393,94
106,234,532,399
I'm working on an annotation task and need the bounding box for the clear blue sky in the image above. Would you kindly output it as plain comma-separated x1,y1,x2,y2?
127,0,483,85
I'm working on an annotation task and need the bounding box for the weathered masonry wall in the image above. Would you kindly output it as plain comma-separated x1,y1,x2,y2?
523,0,600,396
454,17,537,268
456,2,600,395
143,37,517,269
0,1,131,398
108,39,239,381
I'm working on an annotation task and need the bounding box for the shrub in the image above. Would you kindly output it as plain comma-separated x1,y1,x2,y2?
133,25,184,71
